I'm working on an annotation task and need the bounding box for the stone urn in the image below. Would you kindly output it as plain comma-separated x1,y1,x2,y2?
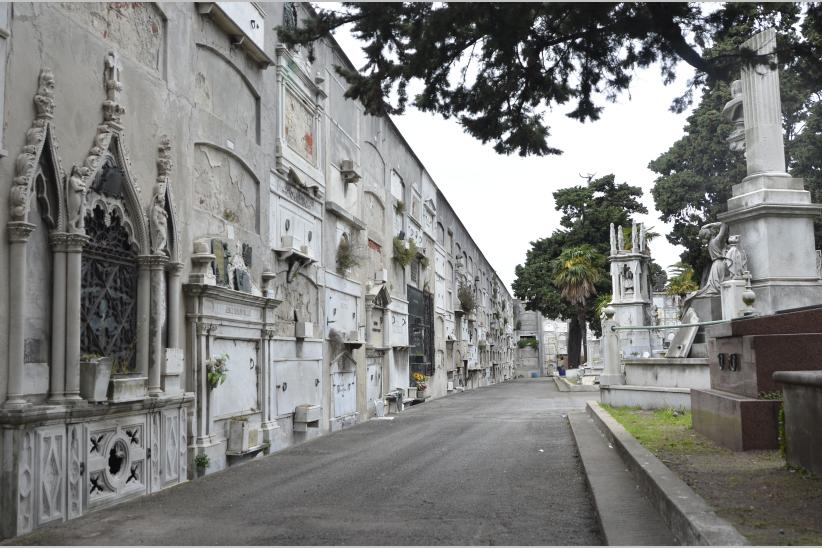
80,356,113,402
416,384,429,399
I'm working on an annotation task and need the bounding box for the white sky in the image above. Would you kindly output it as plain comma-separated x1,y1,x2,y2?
330,15,698,295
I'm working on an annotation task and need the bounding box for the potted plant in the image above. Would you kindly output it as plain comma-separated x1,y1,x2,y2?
206,353,229,390
193,453,210,478
80,354,112,402
412,371,429,397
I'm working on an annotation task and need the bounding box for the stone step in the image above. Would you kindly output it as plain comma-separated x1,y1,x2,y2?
569,412,677,546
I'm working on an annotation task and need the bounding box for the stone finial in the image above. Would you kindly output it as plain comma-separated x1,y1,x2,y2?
603,305,615,320
157,135,173,178
617,225,624,252
639,223,646,253
631,221,638,253
103,52,125,126
609,223,617,255
34,69,56,121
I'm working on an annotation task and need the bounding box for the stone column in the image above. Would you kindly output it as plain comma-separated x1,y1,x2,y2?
741,29,785,177
48,233,69,402
64,233,89,401
5,222,36,406
149,255,168,396
136,256,152,381
166,262,184,349
599,307,624,386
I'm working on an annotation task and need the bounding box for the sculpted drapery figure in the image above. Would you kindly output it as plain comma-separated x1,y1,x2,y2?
67,165,89,233
684,222,749,308
149,193,169,255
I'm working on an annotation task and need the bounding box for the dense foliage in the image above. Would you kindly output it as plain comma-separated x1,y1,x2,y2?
280,3,822,156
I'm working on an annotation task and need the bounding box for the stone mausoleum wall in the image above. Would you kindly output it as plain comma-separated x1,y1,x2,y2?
0,2,516,538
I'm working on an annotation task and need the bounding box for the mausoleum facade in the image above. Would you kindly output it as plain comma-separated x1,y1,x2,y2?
0,2,515,538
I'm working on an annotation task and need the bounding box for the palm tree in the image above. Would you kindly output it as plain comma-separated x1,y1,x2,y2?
551,245,605,366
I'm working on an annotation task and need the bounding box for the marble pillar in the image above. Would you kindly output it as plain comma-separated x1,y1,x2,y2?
136,256,152,380
149,255,168,396
48,233,68,402
64,233,88,402
5,222,36,406
167,262,184,349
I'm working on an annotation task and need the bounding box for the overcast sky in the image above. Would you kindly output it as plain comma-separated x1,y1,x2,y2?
331,17,698,296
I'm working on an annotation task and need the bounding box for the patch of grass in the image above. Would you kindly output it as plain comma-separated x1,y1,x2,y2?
600,404,717,455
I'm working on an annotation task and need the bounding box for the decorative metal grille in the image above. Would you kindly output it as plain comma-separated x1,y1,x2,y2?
81,205,138,372
408,285,434,377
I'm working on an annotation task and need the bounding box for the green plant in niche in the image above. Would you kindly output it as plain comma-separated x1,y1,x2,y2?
111,359,130,375
392,236,417,268
206,353,229,389
457,282,476,315
418,252,429,270
517,337,538,349
223,208,238,223
336,235,360,274
194,453,210,469
394,200,405,215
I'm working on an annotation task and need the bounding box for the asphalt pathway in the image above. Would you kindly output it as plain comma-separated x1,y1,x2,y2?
12,378,603,545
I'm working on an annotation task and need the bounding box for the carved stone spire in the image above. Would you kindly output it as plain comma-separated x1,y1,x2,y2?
34,69,56,121
103,51,125,127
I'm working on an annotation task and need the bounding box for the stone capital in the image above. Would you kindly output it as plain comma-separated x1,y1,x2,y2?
168,261,185,274
63,233,90,252
7,222,36,243
48,231,71,251
147,254,170,270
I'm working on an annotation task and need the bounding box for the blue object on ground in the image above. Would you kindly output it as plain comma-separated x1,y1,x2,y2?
530,372,539,378
558,367,566,377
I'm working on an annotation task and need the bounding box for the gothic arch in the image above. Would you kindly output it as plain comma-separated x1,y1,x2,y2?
8,69,66,231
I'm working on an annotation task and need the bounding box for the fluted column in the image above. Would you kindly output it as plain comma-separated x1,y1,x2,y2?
48,233,69,402
149,255,168,396
64,233,89,401
741,29,786,176
5,222,36,407
136,256,152,381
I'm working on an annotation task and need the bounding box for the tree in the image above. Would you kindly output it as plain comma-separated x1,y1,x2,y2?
513,174,647,367
280,3,819,156
650,4,822,272
551,246,605,366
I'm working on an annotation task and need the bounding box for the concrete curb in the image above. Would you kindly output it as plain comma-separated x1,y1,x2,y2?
586,401,749,546
554,376,599,392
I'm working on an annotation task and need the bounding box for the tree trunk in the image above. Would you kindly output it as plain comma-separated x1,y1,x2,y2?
578,306,588,365
567,317,581,368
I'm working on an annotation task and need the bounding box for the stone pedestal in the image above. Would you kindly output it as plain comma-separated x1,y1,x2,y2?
692,306,822,450
720,278,747,320
773,370,822,475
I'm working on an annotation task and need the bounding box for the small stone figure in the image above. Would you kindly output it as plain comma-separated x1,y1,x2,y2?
725,235,748,279
149,192,169,255
621,264,635,297
67,165,89,233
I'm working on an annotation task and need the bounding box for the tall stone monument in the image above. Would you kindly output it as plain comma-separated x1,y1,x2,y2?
718,29,822,314
607,222,654,357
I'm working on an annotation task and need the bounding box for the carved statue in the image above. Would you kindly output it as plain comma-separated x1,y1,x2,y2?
722,79,745,152
149,192,169,255
66,165,89,233
621,263,635,296
698,222,730,295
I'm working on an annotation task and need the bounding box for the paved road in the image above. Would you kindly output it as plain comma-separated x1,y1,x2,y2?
12,379,603,545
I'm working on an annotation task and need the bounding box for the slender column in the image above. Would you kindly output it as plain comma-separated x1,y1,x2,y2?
64,233,89,401
5,222,36,407
196,321,209,441
48,233,69,402
136,256,152,380
740,29,786,176
149,255,168,396
166,262,184,349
